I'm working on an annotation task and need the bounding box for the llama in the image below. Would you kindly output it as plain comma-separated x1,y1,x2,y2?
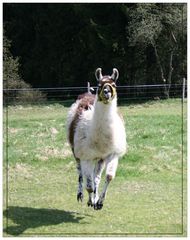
67,68,127,210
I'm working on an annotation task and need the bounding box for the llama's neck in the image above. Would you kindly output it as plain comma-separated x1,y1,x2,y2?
90,96,118,135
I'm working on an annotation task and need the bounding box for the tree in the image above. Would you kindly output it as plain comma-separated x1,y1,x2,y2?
3,31,46,104
3,32,23,89
128,3,186,98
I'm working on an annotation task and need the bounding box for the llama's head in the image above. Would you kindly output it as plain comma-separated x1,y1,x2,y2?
95,68,119,104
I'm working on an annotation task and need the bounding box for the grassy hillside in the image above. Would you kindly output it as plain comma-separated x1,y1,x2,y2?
3,99,187,236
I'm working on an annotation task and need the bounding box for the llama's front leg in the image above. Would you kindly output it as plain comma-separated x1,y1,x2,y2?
94,154,118,210
76,159,83,202
86,177,94,207
94,159,105,205
81,160,95,207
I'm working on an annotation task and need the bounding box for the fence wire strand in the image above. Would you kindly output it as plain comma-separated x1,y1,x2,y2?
3,83,187,105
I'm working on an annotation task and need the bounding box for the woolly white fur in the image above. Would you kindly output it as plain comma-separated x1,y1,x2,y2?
67,94,127,172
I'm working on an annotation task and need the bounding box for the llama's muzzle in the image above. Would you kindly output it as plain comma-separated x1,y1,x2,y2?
98,83,116,104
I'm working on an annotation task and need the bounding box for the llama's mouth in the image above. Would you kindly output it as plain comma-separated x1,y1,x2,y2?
104,91,112,100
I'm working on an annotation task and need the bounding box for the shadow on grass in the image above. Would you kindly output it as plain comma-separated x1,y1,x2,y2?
4,206,91,236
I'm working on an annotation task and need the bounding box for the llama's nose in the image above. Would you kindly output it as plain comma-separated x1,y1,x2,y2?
104,88,109,94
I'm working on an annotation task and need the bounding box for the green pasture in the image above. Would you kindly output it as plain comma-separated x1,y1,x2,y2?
3,99,187,236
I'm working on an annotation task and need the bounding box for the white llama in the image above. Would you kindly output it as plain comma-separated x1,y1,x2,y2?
67,68,127,210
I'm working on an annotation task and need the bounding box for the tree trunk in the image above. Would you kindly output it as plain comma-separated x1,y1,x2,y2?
153,43,165,82
152,41,175,99
152,43,169,98
167,50,174,98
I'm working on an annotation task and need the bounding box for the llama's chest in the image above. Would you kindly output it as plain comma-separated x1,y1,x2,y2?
89,124,114,154
74,120,116,160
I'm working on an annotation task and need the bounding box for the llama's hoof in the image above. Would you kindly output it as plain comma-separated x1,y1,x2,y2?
94,200,103,210
77,192,83,202
87,200,94,207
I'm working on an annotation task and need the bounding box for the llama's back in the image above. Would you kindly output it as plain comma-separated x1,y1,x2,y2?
66,93,95,150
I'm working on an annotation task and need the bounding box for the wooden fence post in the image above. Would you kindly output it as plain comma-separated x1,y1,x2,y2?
87,82,90,93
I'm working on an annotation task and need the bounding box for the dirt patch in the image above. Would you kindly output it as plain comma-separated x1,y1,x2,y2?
9,128,23,134
50,127,58,135
37,143,72,161
9,163,32,179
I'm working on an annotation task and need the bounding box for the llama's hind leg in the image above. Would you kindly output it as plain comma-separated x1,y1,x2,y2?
81,160,95,207
76,159,83,202
94,154,118,210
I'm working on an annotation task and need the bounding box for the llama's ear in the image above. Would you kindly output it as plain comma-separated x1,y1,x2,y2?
95,68,103,81
111,68,119,82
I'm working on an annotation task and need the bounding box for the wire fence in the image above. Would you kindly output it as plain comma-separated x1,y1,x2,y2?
3,82,187,106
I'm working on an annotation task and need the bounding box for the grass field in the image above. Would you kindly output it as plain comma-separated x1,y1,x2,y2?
3,99,187,236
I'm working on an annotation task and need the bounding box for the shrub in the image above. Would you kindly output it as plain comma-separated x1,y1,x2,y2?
3,33,46,105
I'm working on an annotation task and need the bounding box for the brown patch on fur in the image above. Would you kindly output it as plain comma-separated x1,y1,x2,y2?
99,78,116,87
106,174,113,181
69,93,95,148
86,187,93,193
77,93,95,108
